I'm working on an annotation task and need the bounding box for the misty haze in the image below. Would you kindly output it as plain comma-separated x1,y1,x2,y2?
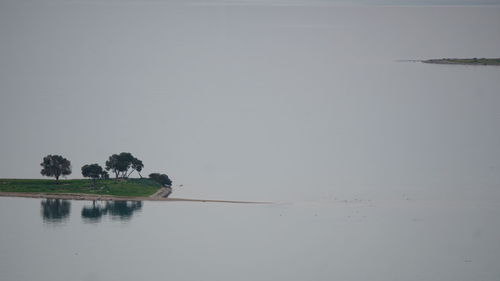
1,0,500,280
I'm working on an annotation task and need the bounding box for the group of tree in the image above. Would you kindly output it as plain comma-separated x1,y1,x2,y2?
105,152,144,179
81,164,109,185
148,173,172,187
40,153,172,187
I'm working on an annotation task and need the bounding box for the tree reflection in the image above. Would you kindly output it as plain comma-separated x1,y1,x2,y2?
105,201,142,220
80,201,142,223
40,199,71,223
81,201,107,222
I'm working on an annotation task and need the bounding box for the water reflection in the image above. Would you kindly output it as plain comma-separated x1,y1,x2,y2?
81,201,143,223
40,199,71,223
105,201,142,220
81,201,107,223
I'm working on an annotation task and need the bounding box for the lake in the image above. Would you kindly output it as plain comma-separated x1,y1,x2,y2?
1,196,499,281
1,0,500,280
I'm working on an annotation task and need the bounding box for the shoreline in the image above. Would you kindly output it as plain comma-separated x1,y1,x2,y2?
0,191,271,204
422,58,500,66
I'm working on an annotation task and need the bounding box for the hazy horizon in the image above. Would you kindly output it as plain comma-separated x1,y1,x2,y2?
1,0,500,202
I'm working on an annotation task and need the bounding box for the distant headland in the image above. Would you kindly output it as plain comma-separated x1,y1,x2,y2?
0,152,269,204
422,58,500,66
0,152,173,199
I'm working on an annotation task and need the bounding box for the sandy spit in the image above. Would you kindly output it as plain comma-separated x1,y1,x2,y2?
0,192,271,204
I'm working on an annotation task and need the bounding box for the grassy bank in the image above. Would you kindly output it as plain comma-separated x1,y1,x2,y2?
422,58,500,65
0,178,161,197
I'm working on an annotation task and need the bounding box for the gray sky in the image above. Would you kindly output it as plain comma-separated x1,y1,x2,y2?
1,0,500,201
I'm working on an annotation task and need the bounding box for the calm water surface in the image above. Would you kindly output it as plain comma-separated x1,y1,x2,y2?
1,197,500,281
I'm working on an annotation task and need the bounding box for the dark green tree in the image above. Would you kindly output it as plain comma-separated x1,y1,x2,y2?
129,158,144,178
40,155,72,182
149,173,160,182
105,154,126,179
149,173,172,187
81,164,104,186
105,152,143,179
100,170,109,180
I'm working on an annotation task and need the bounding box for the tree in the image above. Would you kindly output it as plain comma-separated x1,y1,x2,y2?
40,155,71,182
105,154,122,179
105,152,144,179
100,170,109,180
81,164,104,186
149,173,160,182
130,158,144,178
149,173,172,187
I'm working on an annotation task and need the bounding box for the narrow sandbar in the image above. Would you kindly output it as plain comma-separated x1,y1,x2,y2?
0,191,271,204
